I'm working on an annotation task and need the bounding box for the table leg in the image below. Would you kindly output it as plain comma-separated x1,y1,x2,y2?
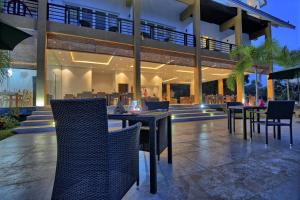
149,120,157,194
167,116,172,164
122,120,126,128
243,108,247,140
229,109,232,134
257,109,261,134
277,119,281,140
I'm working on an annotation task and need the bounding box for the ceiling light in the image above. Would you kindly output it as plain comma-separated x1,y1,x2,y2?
70,52,113,65
163,77,178,83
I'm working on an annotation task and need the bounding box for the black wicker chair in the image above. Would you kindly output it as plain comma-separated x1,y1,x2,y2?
51,98,141,200
226,102,243,132
129,101,169,160
250,101,295,146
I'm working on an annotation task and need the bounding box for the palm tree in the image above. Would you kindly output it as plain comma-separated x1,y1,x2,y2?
275,47,300,100
227,39,280,102
0,50,10,82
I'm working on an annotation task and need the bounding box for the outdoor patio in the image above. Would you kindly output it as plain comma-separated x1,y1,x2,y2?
0,119,299,200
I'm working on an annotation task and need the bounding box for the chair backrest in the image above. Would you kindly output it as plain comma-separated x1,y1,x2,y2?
50,98,109,199
266,100,295,119
226,101,243,109
145,101,169,111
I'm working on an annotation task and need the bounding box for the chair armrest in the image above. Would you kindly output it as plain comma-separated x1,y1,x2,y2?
108,123,141,191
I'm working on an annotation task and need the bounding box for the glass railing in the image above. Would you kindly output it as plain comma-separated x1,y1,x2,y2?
0,0,38,18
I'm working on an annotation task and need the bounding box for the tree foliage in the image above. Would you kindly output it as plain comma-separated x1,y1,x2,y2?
0,50,10,82
226,39,295,92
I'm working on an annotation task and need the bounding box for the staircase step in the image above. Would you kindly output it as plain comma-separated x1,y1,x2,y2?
172,115,227,123
32,111,53,115
21,120,54,127
36,106,52,111
171,109,220,114
27,115,54,120
13,125,55,134
172,112,211,118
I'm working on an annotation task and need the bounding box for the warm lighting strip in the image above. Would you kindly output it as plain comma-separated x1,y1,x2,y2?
70,52,113,65
11,61,36,66
212,73,230,76
176,70,194,74
163,77,178,83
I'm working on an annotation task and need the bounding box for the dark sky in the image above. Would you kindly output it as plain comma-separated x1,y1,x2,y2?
253,0,300,50
249,0,300,84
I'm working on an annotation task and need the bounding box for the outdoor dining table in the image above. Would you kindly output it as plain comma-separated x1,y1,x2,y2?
108,111,173,194
228,105,267,140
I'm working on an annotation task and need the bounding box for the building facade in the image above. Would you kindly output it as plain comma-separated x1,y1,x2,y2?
0,0,295,107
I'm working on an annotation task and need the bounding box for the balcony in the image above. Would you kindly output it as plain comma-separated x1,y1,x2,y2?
1,0,38,18
1,1,236,54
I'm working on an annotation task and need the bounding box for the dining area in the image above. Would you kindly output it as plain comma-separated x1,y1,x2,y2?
50,98,173,199
227,100,296,146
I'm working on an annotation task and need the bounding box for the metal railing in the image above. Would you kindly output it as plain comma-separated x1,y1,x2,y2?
141,23,195,47
0,0,38,18
47,3,133,36
200,37,236,54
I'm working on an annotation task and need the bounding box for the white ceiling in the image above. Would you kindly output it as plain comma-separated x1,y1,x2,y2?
47,49,232,83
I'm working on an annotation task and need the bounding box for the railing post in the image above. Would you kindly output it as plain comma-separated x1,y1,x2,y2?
150,25,154,39
119,19,122,33
184,33,187,46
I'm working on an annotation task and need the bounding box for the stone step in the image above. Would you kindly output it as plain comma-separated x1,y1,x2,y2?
21,120,54,127
172,112,210,118
13,125,55,134
36,106,52,111
31,111,53,115
27,115,54,120
172,115,227,123
171,109,220,114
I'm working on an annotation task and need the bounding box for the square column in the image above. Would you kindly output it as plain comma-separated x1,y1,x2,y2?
133,0,141,101
36,0,48,106
235,8,245,102
218,79,224,95
265,22,274,100
193,0,202,105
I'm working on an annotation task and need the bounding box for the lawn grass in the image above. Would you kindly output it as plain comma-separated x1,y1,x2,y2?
0,129,14,141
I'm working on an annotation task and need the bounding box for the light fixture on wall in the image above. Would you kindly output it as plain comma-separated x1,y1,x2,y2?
70,52,114,65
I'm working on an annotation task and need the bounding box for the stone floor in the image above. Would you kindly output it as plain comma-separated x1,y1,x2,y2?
0,119,300,200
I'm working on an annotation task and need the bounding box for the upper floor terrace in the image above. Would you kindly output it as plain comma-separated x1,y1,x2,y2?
0,0,295,62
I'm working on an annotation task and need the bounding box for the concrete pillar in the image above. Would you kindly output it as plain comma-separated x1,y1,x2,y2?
218,79,224,95
235,8,244,103
193,0,202,104
133,0,141,101
36,0,48,106
166,83,171,102
265,22,274,100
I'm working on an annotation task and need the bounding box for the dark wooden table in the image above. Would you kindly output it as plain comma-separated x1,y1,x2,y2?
228,106,266,140
108,111,173,194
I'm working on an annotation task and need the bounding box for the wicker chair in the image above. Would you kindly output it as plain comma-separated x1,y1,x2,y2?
51,98,141,200
250,100,295,145
226,102,243,132
130,101,169,161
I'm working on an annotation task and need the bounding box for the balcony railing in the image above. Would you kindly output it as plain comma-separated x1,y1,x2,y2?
47,3,133,36
1,1,236,54
0,0,38,18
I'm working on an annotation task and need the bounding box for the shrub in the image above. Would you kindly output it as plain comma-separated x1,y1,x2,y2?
0,116,19,130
